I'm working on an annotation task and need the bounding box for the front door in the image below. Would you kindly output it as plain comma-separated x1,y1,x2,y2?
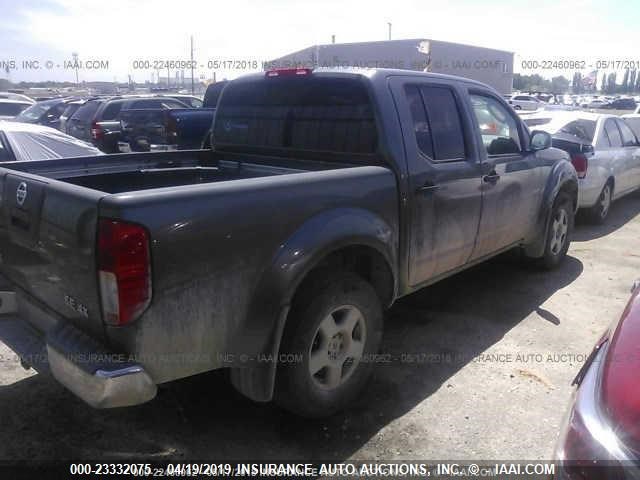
466,91,542,260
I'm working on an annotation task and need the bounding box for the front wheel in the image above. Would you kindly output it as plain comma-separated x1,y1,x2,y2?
275,272,383,417
537,193,574,269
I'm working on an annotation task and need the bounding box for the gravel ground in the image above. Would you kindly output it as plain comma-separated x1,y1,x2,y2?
1,191,639,462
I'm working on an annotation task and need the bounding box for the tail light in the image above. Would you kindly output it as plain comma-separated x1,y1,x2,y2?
601,288,640,449
98,219,151,326
571,153,588,179
555,288,640,477
91,121,104,140
265,68,312,77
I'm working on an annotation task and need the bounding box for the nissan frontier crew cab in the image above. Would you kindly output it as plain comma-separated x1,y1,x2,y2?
0,68,578,417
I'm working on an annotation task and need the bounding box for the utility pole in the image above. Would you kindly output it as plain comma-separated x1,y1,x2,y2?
387,22,392,40
166,65,170,89
72,52,79,87
190,35,195,94
331,35,335,44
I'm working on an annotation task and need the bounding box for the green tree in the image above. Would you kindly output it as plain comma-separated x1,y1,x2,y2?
622,69,630,93
630,70,637,93
606,72,617,94
572,72,583,94
551,75,570,93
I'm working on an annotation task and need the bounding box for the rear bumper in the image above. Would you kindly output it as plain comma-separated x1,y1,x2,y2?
0,292,156,409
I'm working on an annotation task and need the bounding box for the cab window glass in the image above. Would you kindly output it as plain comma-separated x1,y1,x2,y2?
470,94,521,155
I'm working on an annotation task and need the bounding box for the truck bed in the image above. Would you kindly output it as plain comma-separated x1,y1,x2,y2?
1,149,333,194
0,148,391,351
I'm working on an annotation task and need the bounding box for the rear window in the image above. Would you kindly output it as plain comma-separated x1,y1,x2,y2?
214,77,378,156
15,102,48,121
0,103,30,116
60,103,81,119
100,101,124,120
557,120,596,143
71,100,102,121
129,99,187,109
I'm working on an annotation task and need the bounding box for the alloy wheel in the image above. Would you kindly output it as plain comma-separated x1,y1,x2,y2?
308,305,367,390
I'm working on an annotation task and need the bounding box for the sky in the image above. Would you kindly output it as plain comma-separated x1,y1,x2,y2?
0,0,637,83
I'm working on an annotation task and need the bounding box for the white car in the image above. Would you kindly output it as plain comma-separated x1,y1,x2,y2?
0,99,33,120
0,121,104,162
508,94,543,111
524,111,640,223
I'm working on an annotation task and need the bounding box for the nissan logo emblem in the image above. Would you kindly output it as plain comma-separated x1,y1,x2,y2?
16,182,27,206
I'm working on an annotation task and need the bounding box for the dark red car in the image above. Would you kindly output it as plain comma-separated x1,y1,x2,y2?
556,280,640,477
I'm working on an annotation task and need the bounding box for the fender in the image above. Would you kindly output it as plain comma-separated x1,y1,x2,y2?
524,158,578,258
230,207,398,402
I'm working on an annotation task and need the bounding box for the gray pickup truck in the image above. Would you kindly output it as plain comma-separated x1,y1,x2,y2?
0,68,578,417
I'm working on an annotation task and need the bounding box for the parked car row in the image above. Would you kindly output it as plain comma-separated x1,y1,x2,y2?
508,93,638,112
7,92,214,153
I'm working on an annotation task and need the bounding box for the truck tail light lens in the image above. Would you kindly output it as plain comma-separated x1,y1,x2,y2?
571,153,588,179
91,121,104,140
98,219,151,326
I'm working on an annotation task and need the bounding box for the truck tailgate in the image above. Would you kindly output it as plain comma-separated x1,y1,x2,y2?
0,171,106,338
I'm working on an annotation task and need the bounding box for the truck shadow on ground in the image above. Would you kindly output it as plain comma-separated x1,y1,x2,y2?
0,255,583,462
573,189,640,242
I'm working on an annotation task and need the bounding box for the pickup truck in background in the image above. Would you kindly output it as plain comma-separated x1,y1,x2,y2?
0,68,578,417
118,107,215,152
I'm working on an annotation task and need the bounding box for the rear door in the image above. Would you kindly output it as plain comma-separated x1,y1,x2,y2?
390,77,483,286
466,90,542,260
615,118,640,194
602,118,630,196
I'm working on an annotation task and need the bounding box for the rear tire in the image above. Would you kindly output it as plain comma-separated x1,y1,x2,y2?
586,181,613,224
275,272,383,417
537,192,573,270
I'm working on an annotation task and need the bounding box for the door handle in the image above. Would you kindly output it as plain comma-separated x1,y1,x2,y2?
416,183,440,194
483,171,500,183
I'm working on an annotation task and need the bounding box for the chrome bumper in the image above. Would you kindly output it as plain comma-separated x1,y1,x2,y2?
47,345,156,408
0,292,157,409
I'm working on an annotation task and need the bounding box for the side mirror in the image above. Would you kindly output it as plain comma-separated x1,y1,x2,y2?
530,130,552,151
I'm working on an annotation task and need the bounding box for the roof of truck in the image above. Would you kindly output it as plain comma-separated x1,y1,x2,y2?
250,66,492,89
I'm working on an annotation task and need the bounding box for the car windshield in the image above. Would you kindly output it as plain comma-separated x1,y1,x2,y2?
15,102,49,121
557,119,596,142
0,103,30,116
